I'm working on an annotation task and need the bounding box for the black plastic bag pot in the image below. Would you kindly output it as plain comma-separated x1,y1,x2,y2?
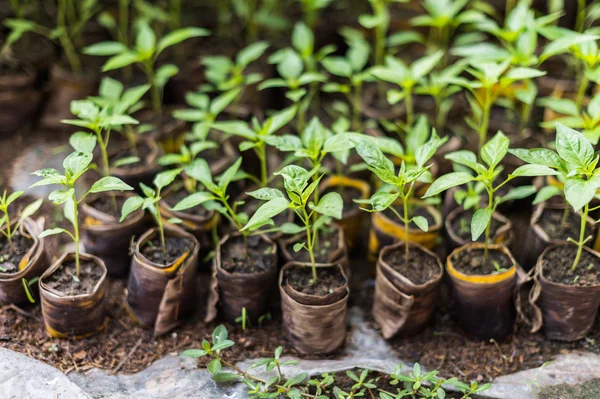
81,193,146,277
517,243,600,342
126,227,200,336
0,64,41,134
445,207,512,254
373,242,443,339
205,234,277,324
0,218,49,305
279,262,349,354
446,243,519,341
39,252,108,339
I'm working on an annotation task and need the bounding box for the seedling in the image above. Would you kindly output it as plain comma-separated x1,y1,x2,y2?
31,136,133,277
230,0,288,43
212,106,297,186
353,130,446,265
295,0,331,28
235,307,249,331
509,123,600,271
359,0,405,68
424,131,542,263
332,370,377,398
539,91,600,144
22,276,39,303
120,169,182,257
85,21,209,113
321,32,373,129
242,165,343,284
371,51,444,130
0,191,42,251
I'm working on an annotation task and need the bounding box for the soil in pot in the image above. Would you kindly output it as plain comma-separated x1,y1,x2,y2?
164,189,212,218
0,233,33,274
381,247,441,285
282,266,346,297
140,236,194,266
44,260,103,296
285,228,341,263
537,208,592,242
451,209,505,243
542,245,600,286
322,185,362,218
450,246,513,275
220,235,275,274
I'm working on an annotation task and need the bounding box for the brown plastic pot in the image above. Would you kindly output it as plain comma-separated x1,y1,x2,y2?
372,242,443,339
0,218,49,305
109,140,163,189
517,243,600,342
81,193,147,277
279,262,349,354
444,207,513,254
126,227,200,336
39,252,108,339
446,243,519,341
205,234,278,324
0,64,41,133
320,175,370,251
40,64,98,129
280,224,349,274
368,205,442,267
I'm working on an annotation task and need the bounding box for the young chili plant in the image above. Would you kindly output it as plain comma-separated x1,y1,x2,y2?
85,21,209,114
242,165,343,284
424,131,544,263
32,135,133,277
0,192,42,253
509,123,600,271
539,91,600,144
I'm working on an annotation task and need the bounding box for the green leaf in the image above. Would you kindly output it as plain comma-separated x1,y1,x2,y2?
471,208,492,241
275,165,310,193
153,169,182,192
89,177,133,193
210,88,241,115
99,77,124,101
246,188,285,200
172,192,214,212
236,41,270,67
355,191,399,212
423,172,474,197
354,139,396,183
63,151,93,179
156,64,179,88
278,49,304,80
445,150,481,171
555,123,594,170
309,192,343,219
415,129,447,168
508,148,564,170
83,41,127,56
39,228,67,238
218,158,242,191
321,57,352,77
102,52,140,72
412,216,429,232
292,22,314,55
564,177,599,211
136,21,156,54
481,131,509,168
411,50,444,80
538,97,579,117
498,185,536,204
69,132,97,153
156,27,209,55
293,242,305,252
182,349,207,358
185,159,215,191
280,223,304,234
211,372,240,383
533,185,562,205
113,156,140,168
265,106,297,136
49,188,74,204
242,197,291,231
207,359,222,374
20,198,43,221
120,196,144,222
510,164,560,177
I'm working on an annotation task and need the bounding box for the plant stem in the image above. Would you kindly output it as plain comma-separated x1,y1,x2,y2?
155,206,167,257
575,0,586,32
434,94,443,132
257,143,268,187
560,204,570,230
571,203,589,272
58,0,82,75
302,208,317,284
576,72,589,111
403,193,409,266
483,186,494,265
352,82,363,130
118,0,133,81
5,212,13,251
72,193,81,277
405,87,414,128
144,61,161,115
478,86,492,156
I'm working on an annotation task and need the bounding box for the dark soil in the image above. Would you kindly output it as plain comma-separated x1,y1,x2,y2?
382,247,441,285
140,235,193,266
0,233,33,274
451,209,505,243
43,260,103,296
285,227,340,263
164,189,211,217
110,141,152,170
542,245,600,286
87,196,129,220
451,247,513,276
322,186,362,217
538,207,592,241
384,205,436,230
282,265,346,297
220,235,275,274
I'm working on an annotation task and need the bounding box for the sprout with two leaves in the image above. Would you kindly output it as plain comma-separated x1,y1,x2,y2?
84,21,209,114
423,131,546,263
31,136,133,277
212,106,297,187
242,165,344,284
509,124,600,272
352,129,446,265
0,192,42,257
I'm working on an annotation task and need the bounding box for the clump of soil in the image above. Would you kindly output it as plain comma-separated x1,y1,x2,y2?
451,209,505,243
382,246,441,285
384,205,436,230
283,265,346,297
44,260,103,296
140,235,193,266
0,233,33,274
538,207,592,241
322,185,362,217
451,247,513,276
285,228,340,263
164,189,211,217
542,245,600,286
110,141,152,170
220,235,275,274
87,196,129,220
